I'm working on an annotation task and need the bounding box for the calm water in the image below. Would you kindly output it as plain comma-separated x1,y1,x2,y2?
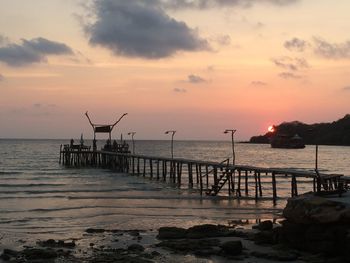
0,139,349,246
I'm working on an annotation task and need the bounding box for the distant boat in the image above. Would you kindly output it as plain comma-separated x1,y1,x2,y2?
270,133,305,149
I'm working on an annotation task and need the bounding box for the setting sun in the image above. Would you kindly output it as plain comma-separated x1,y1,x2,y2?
268,126,275,133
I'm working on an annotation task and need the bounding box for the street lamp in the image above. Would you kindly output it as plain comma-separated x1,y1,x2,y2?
127,132,136,154
308,129,319,171
224,129,237,165
165,130,176,159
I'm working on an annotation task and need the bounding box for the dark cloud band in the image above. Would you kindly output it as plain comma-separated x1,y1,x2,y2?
161,0,299,9
84,0,209,59
0,37,73,67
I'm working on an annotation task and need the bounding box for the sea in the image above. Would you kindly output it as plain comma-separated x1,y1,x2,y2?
0,139,349,248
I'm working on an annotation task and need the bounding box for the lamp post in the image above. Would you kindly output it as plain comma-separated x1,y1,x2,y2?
165,130,176,159
127,132,136,154
315,144,319,171
308,129,319,171
224,129,236,165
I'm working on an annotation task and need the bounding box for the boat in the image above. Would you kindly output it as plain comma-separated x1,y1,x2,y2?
270,133,305,149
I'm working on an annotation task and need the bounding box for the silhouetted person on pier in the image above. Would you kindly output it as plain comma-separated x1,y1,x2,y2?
93,139,97,151
113,140,118,151
70,139,74,147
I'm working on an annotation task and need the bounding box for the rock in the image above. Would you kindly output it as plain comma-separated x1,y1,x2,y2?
156,238,220,254
283,194,350,224
22,248,58,260
186,224,230,239
251,251,299,261
129,230,140,237
127,244,145,252
86,228,106,233
2,249,19,257
277,194,350,259
38,239,76,248
151,251,161,256
253,220,273,231
220,240,243,256
157,227,187,239
254,231,275,245
0,253,10,261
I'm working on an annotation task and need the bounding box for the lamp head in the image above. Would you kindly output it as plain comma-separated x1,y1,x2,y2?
224,129,237,134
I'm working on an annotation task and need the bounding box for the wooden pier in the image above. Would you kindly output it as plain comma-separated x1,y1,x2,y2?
59,145,347,202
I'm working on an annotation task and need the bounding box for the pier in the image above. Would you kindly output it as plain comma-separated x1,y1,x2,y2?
59,144,347,203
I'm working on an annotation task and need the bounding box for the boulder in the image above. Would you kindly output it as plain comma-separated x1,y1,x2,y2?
253,220,273,231
278,194,350,258
156,238,220,254
86,228,106,233
157,227,187,239
186,224,229,239
127,244,145,252
283,194,350,224
22,248,57,260
220,240,242,256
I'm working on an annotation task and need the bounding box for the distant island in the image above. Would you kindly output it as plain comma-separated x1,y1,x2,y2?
249,114,350,146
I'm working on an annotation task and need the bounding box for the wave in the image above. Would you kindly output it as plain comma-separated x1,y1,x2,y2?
0,205,282,214
0,183,66,188
0,171,24,175
0,187,162,194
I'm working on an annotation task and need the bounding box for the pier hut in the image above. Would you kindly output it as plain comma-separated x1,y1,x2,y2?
85,111,127,141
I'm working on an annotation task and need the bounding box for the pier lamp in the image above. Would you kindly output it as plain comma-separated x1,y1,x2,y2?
224,129,237,165
127,132,136,154
165,130,176,159
308,129,319,171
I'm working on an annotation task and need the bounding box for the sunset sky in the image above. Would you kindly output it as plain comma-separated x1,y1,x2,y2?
0,0,349,140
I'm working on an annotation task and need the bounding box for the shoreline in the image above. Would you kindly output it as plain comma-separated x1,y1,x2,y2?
0,222,307,263
2,193,350,262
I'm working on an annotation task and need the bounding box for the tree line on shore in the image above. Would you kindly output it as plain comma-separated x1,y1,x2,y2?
249,114,350,146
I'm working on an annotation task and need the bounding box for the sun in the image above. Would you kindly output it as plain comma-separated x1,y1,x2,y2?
268,125,275,133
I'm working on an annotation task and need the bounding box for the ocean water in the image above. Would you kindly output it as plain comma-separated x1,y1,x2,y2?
0,139,349,246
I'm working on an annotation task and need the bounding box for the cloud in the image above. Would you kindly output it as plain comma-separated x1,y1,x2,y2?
0,35,9,45
272,56,309,71
0,37,73,67
215,34,231,46
313,37,350,59
174,87,187,93
84,0,209,59
207,65,215,71
0,73,4,81
188,74,207,83
278,72,302,79
161,0,299,9
251,81,267,86
342,86,350,91
284,37,308,52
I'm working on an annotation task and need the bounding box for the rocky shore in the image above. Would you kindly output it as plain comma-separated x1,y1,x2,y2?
1,194,350,262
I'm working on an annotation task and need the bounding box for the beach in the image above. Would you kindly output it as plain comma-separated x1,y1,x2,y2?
1,139,350,262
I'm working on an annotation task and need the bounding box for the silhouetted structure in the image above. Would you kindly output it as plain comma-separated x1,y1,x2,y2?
85,111,127,141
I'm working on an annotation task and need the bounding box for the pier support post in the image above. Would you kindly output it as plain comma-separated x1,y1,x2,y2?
258,172,262,197
150,159,153,178
188,163,193,188
143,158,146,177
272,172,277,203
237,170,242,197
245,171,249,195
156,160,160,180
254,171,258,200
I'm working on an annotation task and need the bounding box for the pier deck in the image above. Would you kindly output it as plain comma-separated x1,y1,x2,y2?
59,146,346,202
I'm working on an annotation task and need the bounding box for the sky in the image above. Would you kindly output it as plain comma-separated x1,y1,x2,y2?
0,0,349,140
